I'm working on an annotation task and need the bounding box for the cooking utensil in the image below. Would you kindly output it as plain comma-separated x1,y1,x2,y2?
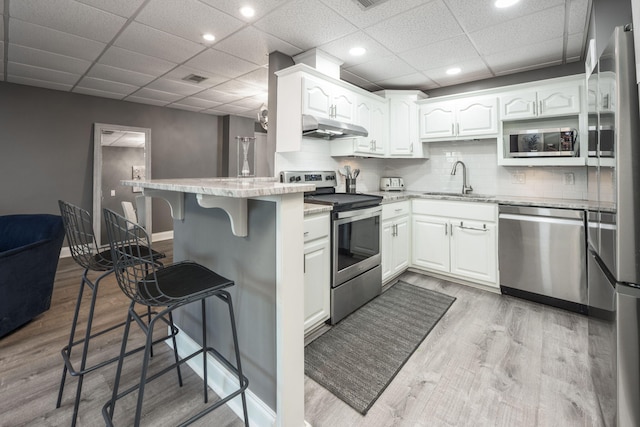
353,168,360,178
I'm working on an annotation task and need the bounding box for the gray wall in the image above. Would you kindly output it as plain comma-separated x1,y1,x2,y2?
0,81,221,233
220,115,258,177
590,0,633,56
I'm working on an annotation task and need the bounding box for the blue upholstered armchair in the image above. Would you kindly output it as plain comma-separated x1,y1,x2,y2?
0,214,65,338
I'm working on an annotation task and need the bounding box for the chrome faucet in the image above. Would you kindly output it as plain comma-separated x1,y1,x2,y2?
451,161,473,194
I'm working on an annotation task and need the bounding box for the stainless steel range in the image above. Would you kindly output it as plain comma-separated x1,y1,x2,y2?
280,171,383,324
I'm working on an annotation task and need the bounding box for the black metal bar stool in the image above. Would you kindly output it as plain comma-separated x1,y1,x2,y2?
56,200,168,426
101,208,250,426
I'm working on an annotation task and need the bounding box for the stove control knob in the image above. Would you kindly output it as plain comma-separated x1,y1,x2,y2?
289,176,296,182
296,176,301,181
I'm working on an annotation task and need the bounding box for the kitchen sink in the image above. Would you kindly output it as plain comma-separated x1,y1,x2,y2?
422,192,495,198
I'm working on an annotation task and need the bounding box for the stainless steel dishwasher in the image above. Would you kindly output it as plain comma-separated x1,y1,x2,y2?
498,205,587,313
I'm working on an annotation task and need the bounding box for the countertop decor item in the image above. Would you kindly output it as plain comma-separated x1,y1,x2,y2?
304,280,455,414
236,136,256,177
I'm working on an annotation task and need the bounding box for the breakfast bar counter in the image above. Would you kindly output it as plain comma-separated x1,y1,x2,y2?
121,177,314,427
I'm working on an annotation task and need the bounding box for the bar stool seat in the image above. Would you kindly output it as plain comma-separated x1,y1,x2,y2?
56,200,168,427
102,208,249,426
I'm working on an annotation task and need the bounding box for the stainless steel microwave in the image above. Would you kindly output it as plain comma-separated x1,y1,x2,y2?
507,128,578,158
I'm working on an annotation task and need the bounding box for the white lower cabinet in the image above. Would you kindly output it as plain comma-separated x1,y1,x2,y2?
303,212,330,333
411,199,498,288
381,201,410,282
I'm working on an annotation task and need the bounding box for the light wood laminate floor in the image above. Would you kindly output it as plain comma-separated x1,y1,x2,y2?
1,242,602,426
305,271,603,427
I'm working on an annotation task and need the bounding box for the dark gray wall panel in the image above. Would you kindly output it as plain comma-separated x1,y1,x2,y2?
0,81,220,233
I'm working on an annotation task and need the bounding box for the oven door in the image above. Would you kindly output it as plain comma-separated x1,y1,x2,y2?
332,206,382,287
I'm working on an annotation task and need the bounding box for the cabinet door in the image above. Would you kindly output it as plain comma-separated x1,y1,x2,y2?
392,215,410,275
419,101,456,140
381,219,395,282
450,220,497,285
389,98,421,156
304,238,330,332
500,91,537,120
354,100,375,154
302,76,332,118
370,100,387,155
332,88,355,122
537,85,581,117
456,96,498,137
412,215,449,272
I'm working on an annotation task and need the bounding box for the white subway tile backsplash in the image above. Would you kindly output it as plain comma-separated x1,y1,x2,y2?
275,138,594,201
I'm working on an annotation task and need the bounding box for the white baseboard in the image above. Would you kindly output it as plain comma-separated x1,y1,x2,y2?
59,230,174,258
169,327,276,427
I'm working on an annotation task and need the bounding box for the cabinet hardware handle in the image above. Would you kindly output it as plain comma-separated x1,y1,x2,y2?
304,231,309,236
455,123,459,135
451,124,454,135
450,223,453,235
395,208,402,212
410,143,414,153
445,223,448,236
458,224,489,232
538,100,543,115
303,257,306,273
393,224,398,236
533,101,536,116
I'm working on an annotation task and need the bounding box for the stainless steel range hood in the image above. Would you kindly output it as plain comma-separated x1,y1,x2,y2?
302,114,368,139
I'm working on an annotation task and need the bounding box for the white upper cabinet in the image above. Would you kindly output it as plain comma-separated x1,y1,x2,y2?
419,95,498,141
500,83,581,120
352,95,388,156
302,75,355,122
377,90,427,158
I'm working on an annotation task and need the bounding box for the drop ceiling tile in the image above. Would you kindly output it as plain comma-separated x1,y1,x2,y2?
365,0,463,54
568,0,590,35
132,87,184,103
191,88,238,103
317,31,394,68
469,5,565,56
319,0,428,28
99,46,176,76
75,0,146,18
11,0,126,43
73,86,126,100
214,27,302,66
228,96,264,110
9,18,105,61
8,61,80,85
87,64,156,86
166,103,204,112
254,0,357,50
175,96,223,109
9,43,92,75
135,0,244,46
76,76,138,95
422,57,492,86
184,49,260,79
7,75,73,91
484,38,563,74
199,0,284,22
235,67,269,89
146,78,206,96
212,80,265,97
344,55,415,83
213,104,252,114
443,0,564,33
114,22,205,64
567,33,585,59
124,95,169,106
340,69,384,92
399,35,480,71
374,72,436,90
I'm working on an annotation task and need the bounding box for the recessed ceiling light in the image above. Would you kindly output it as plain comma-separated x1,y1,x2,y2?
349,47,367,56
446,67,461,75
240,6,255,17
202,33,215,42
495,0,520,8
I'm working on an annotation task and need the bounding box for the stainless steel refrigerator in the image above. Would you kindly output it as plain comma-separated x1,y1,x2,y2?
587,24,640,427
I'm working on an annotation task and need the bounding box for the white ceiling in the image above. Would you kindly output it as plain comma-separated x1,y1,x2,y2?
0,0,590,119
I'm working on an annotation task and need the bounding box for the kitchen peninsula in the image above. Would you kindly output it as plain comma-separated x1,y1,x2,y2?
121,177,314,427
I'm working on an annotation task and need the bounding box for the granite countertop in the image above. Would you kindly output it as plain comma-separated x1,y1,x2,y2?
121,177,315,198
304,203,332,215
368,190,616,213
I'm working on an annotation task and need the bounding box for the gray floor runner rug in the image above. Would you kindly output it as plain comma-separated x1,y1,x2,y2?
304,280,456,415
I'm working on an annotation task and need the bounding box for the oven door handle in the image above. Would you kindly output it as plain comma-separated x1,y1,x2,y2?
334,206,382,221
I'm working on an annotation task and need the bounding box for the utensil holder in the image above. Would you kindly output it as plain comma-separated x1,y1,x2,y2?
346,178,357,194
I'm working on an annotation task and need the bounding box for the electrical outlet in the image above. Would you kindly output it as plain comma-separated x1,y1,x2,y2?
110,189,116,196
512,172,525,184
564,172,575,185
